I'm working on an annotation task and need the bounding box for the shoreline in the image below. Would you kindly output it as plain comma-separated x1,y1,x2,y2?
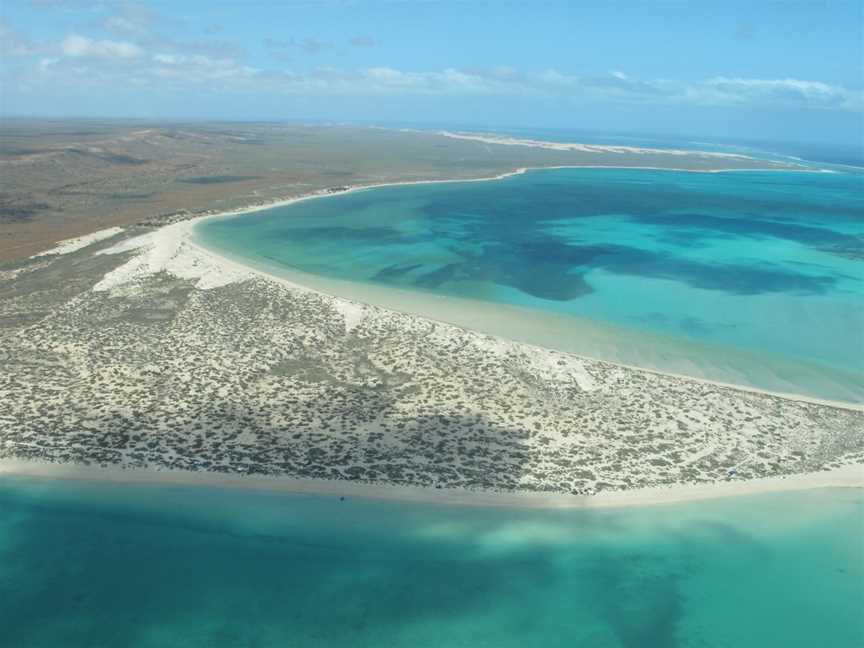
187,175,861,411
34,159,826,259
17,128,835,264
0,458,860,510
433,130,822,171
192,237,864,411
85,163,863,411
180,158,831,224
436,129,765,159
168,162,802,226
10,161,863,507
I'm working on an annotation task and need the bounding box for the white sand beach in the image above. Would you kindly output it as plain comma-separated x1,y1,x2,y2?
436,130,757,160
0,457,860,510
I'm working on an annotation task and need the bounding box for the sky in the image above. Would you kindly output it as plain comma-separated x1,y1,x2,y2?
1,0,862,146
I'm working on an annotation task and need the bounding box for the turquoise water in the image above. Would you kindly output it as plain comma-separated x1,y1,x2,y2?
196,167,864,401
0,477,861,647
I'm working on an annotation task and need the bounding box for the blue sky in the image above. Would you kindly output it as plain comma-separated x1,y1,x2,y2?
1,0,862,145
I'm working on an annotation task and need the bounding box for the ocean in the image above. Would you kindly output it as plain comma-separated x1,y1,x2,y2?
196,167,864,402
380,122,864,169
361,122,864,169
460,125,864,169
0,477,860,648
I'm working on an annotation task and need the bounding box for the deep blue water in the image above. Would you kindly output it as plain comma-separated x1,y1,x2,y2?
197,167,864,401
1,477,862,648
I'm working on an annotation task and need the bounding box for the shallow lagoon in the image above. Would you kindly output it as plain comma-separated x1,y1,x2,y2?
0,477,861,647
196,168,864,402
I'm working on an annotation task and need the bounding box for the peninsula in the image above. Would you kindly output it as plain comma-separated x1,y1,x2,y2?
1,123,861,505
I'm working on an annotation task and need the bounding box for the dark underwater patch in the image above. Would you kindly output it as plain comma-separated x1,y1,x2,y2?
442,234,837,298
587,243,836,295
373,263,424,282
357,232,838,300
502,268,594,300
200,168,861,304
635,211,860,248
815,236,864,262
413,263,461,288
284,226,405,243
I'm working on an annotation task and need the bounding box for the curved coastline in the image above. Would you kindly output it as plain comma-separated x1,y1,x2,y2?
16,155,860,510
189,165,864,408
190,232,864,409
186,157,832,232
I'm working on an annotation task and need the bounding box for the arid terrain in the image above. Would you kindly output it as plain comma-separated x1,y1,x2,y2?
0,120,797,261
1,220,861,496
3,121,858,499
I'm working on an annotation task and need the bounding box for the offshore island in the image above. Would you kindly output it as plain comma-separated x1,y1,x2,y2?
1,122,862,505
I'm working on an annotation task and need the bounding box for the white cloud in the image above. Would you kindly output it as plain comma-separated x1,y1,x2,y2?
61,34,142,59
366,66,403,81
492,66,516,78
149,52,257,81
701,77,859,109
13,31,863,114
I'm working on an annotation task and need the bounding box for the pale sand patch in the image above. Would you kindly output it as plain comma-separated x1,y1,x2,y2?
0,458,860,510
335,299,369,333
437,131,759,161
93,221,256,291
32,226,124,258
